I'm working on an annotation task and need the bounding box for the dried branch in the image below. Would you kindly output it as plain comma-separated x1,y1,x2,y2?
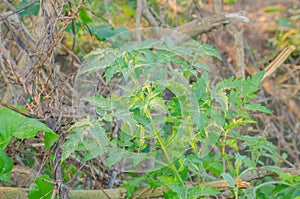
262,46,296,81
173,11,248,44
240,166,300,182
0,36,30,94
226,23,245,79
2,165,299,198
141,0,159,28
135,0,142,42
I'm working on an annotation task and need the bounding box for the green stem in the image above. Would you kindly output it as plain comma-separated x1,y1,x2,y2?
150,117,183,184
222,130,229,171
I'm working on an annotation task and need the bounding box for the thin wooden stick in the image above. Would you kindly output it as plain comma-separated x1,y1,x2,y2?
262,46,296,81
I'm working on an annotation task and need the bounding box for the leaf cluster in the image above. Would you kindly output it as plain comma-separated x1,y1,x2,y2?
59,37,297,198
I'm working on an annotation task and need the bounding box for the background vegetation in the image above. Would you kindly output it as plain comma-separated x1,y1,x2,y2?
0,0,299,198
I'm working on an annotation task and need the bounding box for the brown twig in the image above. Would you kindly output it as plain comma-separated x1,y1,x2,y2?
226,23,245,79
141,0,159,28
262,46,296,81
136,0,142,42
0,36,30,95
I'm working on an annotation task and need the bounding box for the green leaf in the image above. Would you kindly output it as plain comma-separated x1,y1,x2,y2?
0,149,13,182
165,37,175,48
225,138,238,150
28,175,56,199
212,89,228,112
188,185,220,198
211,108,225,127
200,44,222,60
235,153,252,168
244,101,272,114
193,72,210,100
90,24,115,41
15,0,40,17
121,177,144,199
202,154,223,176
149,97,167,113
79,8,92,23
83,123,109,157
80,48,121,75
221,173,235,188
225,118,256,131
136,39,161,49
228,90,242,107
82,95,112,110
44,129,59,149
251,71,265,86
0,108,58,150
105,65,119,83
264,8,285,13
131,108,151,126
215,76,241,90
163,181,186,197
277,18,294,28
106,148,124,168
193,62,211,71
61,132,81,162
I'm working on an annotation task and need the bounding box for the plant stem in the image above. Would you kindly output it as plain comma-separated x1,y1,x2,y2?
221,130,229,171
150,116,183,184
